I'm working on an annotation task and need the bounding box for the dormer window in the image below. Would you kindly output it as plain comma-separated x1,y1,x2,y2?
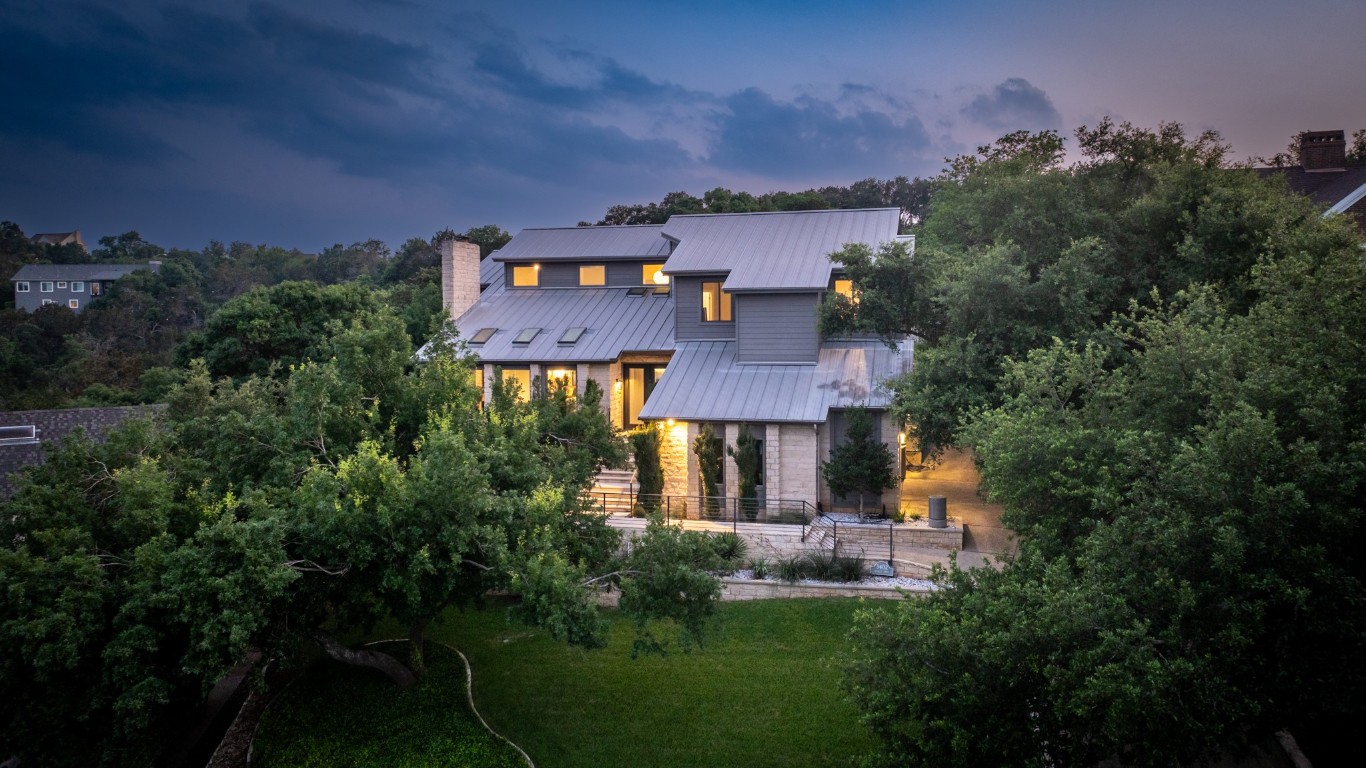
701,281,732,322
833,279,857,303
579,265,605,286
644,263,669,291
512,265,539,287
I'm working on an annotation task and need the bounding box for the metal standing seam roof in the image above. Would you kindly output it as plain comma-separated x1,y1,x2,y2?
638,339,913,423
455,287,675,363
491,225,671,262
10,263,151,282
659,208,901,292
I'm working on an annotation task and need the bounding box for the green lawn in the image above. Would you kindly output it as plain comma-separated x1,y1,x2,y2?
251,642,526,768
428,597,883,768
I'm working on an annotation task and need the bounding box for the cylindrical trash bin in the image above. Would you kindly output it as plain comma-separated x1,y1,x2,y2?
928,496,947,528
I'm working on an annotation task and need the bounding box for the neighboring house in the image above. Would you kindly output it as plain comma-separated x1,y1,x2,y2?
0,405,165,497
442,208,914,512
31,230,86,249
8,261,160,313
1257,129,1366,233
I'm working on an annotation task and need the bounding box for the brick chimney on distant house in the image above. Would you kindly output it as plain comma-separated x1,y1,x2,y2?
1300,130,1347,172
440,236,481,320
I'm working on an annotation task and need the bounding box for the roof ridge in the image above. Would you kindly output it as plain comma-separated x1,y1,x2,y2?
667,207,900,219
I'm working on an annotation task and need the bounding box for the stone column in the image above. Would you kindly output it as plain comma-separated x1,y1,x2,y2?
765,423,781,501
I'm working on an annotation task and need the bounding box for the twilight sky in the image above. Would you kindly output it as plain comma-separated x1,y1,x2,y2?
3,0,1364,252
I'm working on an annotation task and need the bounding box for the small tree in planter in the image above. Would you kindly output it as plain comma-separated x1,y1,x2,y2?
629,425,664,516
822,407,896,518
728,425,762,521
693,423,723,517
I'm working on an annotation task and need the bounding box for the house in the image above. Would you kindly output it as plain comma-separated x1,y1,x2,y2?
1257,130,1366,233
8,261,160,313
442,208,914,514
30,230,86,249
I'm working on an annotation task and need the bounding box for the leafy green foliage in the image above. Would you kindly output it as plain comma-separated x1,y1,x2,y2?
629,425,664,514
843,180,1366,765
727,424,762,519
821,407,896,515
693,423,723,514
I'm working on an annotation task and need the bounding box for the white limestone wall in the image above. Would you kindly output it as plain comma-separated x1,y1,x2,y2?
658,420,690,501
778,423,820,504
440,239,481,320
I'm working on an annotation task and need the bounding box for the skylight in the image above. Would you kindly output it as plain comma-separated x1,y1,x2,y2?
469,327,497,344
626,287,648,297
513,327,540,344
558,327,587,345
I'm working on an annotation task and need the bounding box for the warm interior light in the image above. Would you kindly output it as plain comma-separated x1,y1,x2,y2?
666,418,675,426
898,432,906,445
653,269,670,285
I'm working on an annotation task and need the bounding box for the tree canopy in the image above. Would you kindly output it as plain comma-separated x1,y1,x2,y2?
839,121,1366,765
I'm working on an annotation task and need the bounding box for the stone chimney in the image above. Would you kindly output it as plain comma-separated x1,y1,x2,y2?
1300,130,1346,172
440,236,481,320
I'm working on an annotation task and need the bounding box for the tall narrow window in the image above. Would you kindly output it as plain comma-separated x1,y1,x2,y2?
544,367,576,398
512,265,539,287
579,265,605,286
499,368,532,402
623,364,667,427
91,282,102,296
701,282,732,322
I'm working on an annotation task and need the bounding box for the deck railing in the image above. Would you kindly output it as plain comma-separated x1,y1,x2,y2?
579,490,818,538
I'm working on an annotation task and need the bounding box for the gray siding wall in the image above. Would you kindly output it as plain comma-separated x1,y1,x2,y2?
674,276,735,341
504,261,655,289
735,293,819,363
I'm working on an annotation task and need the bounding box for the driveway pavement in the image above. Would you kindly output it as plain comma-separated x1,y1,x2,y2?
900,448,1016,558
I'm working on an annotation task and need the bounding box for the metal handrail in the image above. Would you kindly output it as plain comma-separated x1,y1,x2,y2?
579,489,817,535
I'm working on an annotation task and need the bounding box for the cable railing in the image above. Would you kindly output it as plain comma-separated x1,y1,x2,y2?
580,490,818,538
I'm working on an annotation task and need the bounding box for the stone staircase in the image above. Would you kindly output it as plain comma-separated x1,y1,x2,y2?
587,468,637,514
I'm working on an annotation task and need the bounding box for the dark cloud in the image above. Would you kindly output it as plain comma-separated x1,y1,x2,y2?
962,78,1062,132
708,87,932,177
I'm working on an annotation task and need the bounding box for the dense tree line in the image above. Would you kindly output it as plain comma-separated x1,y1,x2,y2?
0,223,511,409
834,121,1365,765
584,176,932,232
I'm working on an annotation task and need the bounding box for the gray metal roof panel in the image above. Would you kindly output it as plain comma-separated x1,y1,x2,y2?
455,287,674,363
659,208,900,291
492,225,670,263
11,263,149,282
639,339,912,423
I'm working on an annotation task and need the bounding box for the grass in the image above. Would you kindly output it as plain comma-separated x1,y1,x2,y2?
250,642,526,768
428,597,882,768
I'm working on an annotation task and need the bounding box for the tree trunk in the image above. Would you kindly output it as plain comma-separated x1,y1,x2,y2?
307,628,417,689
408,619,429,678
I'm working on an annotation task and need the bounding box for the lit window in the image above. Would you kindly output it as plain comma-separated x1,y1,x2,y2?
643,263,669,287
500,368,531,402
91,282,102,296
579,265,605,286
68,299,79,309
15,281,28,292
834,279,858,303
513,328,540,344
71,281,84,292
512,265,539,287
57,281,67,289
40,282,53,292
544,368,576,398
701,281,732,322
469,327,497,344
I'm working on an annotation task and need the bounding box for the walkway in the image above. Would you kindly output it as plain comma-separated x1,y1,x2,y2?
901,448,1016,558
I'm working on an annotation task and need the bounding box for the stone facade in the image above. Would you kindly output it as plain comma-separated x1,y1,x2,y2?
658,420,690,500
779,423,820,503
